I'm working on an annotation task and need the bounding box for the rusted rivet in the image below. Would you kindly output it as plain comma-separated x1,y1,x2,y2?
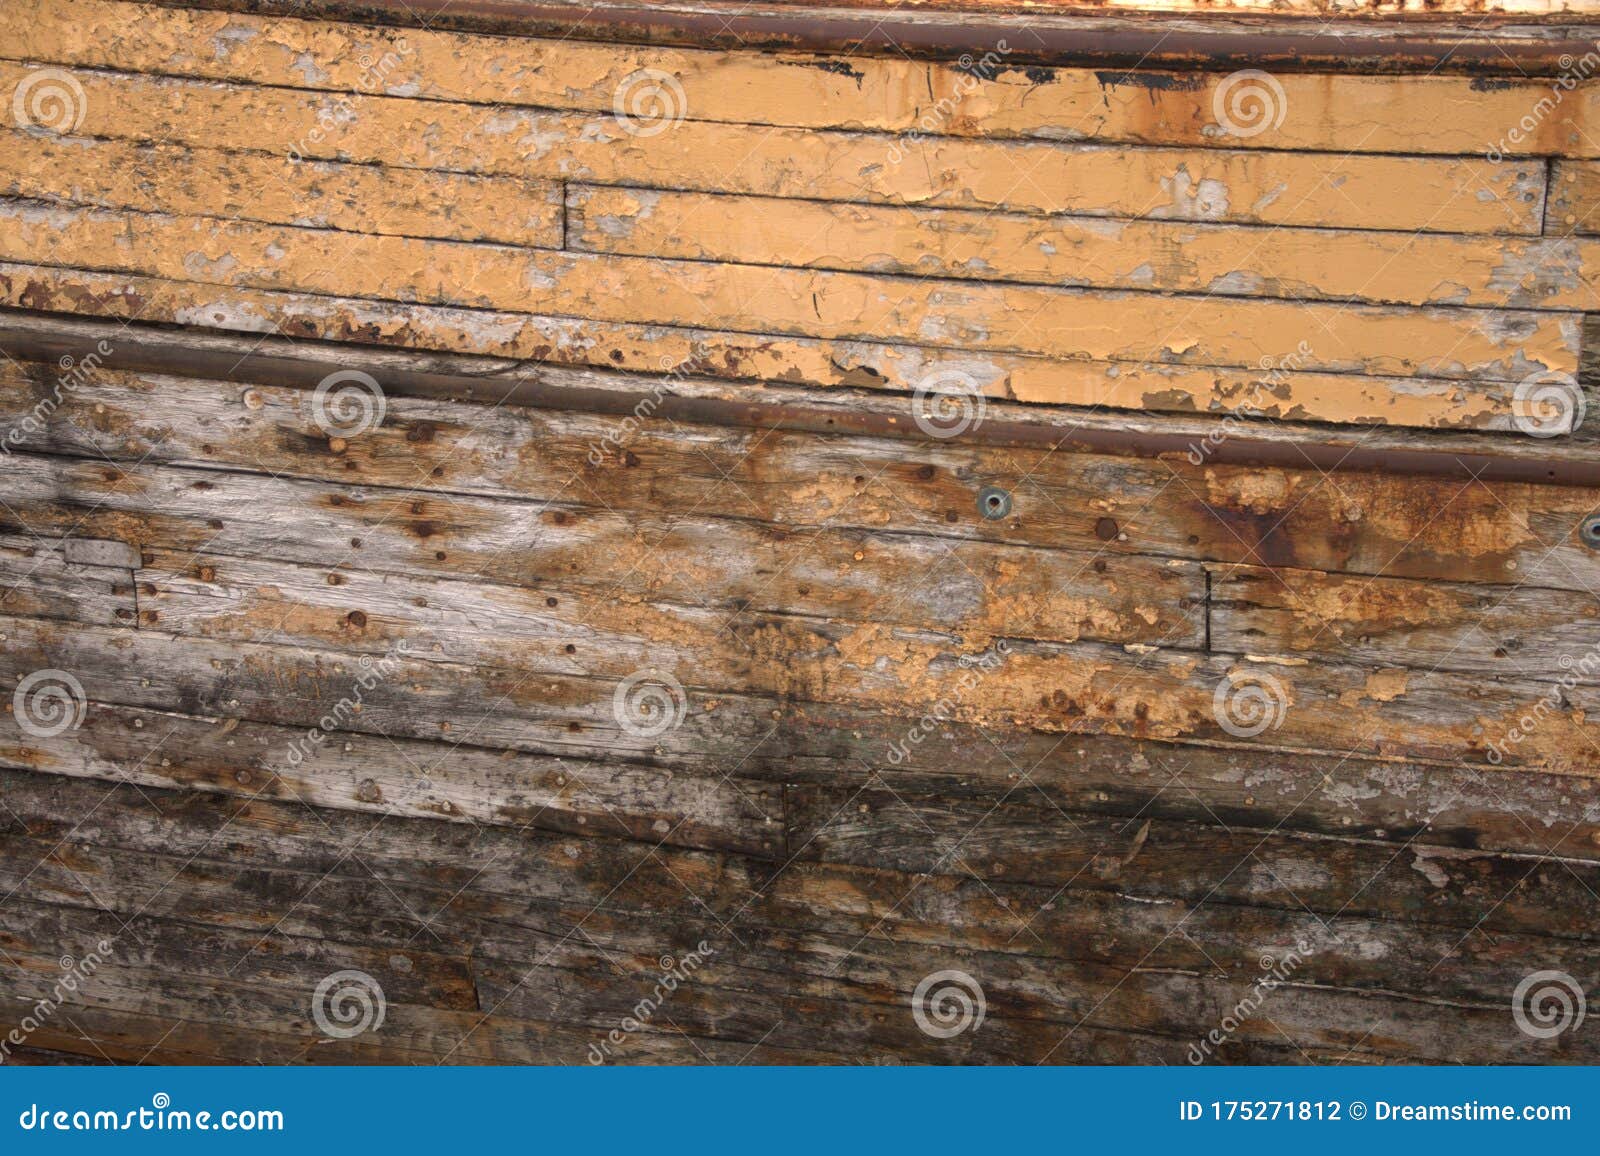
977,486,1011,520
1094,517,1119,541
1580,514,1600,548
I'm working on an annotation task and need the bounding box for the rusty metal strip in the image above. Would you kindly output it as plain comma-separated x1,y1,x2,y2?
3,317,1595,489
135,0,1600,74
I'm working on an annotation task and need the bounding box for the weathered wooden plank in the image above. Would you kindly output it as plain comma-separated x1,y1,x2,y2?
0,918,834,1064
6,388,1599,596
0,369,1207,649
8,766,1595,971
0,695,784,856
121,544,1600,773
7,553,1600,772
0,62,1547,233
0,898,478,1013
135,543,1202,673
569,185,1600,312
0,130,562,247
13,684,1600,870
13,0,1600,159
5,200,1571,382
1212,563,1600,683
0,532,134,627
0,262,1532,430
4,771,1595,1063
781,783,1600,947
1547,160,1600,235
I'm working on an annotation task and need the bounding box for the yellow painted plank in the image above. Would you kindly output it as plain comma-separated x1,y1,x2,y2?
0,129,560,246
0,62,1546,234
569,185,1600,311
0,262,1527,431
0,200,1576,381
1547,160,1600,235
7,0,1598,157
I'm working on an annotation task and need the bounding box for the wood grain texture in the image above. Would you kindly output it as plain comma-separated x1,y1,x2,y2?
4,770,1598,1065
3,368,1596,595
4,1,1600,1066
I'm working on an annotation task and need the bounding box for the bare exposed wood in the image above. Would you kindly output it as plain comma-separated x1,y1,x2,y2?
4,771,1598,1063
5,379,1598,596
1211,563,1600,682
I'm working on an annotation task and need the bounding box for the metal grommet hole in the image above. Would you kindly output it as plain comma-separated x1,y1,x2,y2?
1580,514,1600,548
977,486,1012,520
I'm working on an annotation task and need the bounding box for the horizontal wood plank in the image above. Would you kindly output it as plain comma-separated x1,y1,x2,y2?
568,185,1600,312
0,263,1535,430
0,62,1547,233
4,371,1598,594
0,200,1576,381
0,129,562,246
1211,563,1600,683
13,0,1600,159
